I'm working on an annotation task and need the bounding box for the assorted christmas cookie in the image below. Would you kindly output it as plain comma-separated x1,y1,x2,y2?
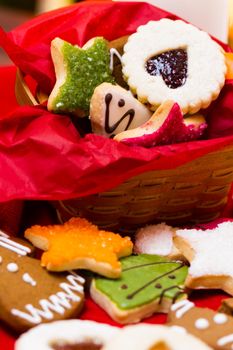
168,299,233,350
174,221,233,295
108,35,129,89
219,298,233,317
103,323,212,350
122,19,226,114
0,231,85,333
15,320,119,350
25,217,133,278
90,82,152,137
134,223,184,261
90,254,188,324
47,37,114,116
114,100,207,147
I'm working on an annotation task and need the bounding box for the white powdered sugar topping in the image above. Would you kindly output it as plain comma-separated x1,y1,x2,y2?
176,222,233,277
134,223,173,255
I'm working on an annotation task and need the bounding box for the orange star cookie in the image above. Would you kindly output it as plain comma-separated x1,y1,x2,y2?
24,218,133,278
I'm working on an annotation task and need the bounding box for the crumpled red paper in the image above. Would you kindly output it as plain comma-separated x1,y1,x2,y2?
0,1,233,203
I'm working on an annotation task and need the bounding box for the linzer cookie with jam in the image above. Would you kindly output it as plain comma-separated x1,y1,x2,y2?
0,231,85,333
122,19,226,114
90,254,188,324
15,320,119,350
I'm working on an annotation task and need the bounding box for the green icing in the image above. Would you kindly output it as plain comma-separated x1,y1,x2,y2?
94,254,188,310
53,37,115,113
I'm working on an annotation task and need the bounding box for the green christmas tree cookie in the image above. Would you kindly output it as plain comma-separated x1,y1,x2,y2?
90,254,188,324
48,37,115,116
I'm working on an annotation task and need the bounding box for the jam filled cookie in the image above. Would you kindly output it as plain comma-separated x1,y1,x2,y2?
122,19,226,114
90,83,152,137
114,100,207,147
103,324,212,350
174,221,233,295
0,232,84,333
15,320,119,350
168,300,233,350
25,217,133,279
48,37,114,116
90,254,188,324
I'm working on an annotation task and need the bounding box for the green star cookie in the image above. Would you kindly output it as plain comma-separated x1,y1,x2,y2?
48,37,115,116
90,254,188,324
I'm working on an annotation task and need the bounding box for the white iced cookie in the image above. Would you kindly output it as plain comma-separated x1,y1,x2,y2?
174,221,233,295
15,319,119,350
102,324,213,350
134,223,184,261
90,82,152,137
122,19,226,114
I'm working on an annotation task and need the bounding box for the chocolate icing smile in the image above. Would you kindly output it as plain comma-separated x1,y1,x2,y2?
145,49,188,89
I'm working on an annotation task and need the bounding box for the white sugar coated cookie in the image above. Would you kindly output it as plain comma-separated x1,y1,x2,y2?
134,223,184,260
15,319,119,350
102,324,213,350
122,19,226,114
174,221,233,295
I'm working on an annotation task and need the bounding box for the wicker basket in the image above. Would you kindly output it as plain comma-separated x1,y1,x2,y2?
15,70,233,233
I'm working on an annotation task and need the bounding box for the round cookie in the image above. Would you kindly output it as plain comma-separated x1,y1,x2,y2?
15,320,119,350
102,324,212,350
122,19,226,114
0,231,85,333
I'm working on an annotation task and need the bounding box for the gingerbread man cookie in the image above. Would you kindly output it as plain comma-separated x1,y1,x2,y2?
122,19,226,114
168,299,233,350
90,82,152,138
0,231,84,333
15,320,119,350
219,298,233,317
25,217,133,278
90,254,188,324
174,221,233,295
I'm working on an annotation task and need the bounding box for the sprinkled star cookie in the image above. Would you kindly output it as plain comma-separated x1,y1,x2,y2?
0,231,84,333
134,223,184,261
168,299,233,350
114,100,207,147
174,221,233,295
103,324,212,350
15,320,119,350
122,19,226,114
90,254,188,324
48,37,115,116
90,82,152,137
25,217,133,278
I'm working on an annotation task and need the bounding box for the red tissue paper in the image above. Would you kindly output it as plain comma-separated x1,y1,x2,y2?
0,1,233,203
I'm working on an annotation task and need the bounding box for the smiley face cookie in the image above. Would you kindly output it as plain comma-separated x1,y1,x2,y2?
48,37,115,116
0,231,85,333
168,300,233,350
15,320,119,350
90,83,152,137
90,254,188,324
174,221,233,295
25,217,133,278
122,19,226,114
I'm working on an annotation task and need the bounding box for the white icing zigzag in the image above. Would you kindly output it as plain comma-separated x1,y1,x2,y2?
0,232,31,256
11,273,85,324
